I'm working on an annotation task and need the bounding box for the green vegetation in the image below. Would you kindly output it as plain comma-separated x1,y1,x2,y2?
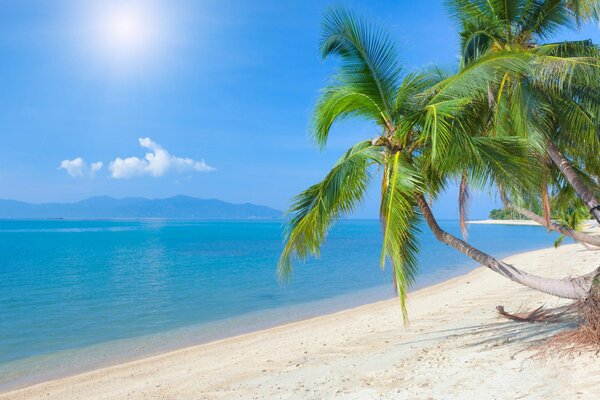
279,0,600,340
553,203,590,247
488,208,526,220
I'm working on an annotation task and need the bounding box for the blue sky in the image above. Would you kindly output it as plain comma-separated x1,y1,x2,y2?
0,0,598,218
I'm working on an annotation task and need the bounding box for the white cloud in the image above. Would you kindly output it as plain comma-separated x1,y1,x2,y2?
109,137,214,179
59,157,86,177
90,162,104,176
59,158,103,178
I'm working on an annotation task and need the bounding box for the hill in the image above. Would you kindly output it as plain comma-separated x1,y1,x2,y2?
0,196,283,219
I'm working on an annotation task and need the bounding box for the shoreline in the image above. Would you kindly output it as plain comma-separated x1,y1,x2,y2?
467,219,542,226
0,267,475,394
4,243,600,399
468,219,599,231
0,284,398,392
1,269,484,397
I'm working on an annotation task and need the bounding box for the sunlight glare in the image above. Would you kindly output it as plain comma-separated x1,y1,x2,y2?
103,10,148,51
77,1,173,76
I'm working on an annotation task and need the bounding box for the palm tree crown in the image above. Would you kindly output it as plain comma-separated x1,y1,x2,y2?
445,0,600,224
278,8,553,319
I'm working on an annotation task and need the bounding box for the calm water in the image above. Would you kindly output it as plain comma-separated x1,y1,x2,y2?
0,219,564,390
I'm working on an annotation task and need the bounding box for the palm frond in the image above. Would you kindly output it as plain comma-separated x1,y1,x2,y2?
421,98,472,161
459,172,471,240
393,72,438,120
565,0,600,24
445,0,497,26
521,0,571,40
425,51,531,104
278,141,381,279
530,51,600,95
553,92,600,154
321,7,401,122
313,86,386,148
461,27,498,66
433,125,541,197
379,152,423,322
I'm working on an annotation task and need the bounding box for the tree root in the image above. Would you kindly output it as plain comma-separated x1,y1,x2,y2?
542,293,600,354
495,305,569,323
497,287,600,356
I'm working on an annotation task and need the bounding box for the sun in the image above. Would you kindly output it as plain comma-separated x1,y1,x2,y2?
99,7,151,56
76,1,170,74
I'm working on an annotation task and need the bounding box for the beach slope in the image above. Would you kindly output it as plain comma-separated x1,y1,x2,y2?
3,244,600,399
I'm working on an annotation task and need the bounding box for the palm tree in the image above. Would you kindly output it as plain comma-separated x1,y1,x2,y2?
500,181,600,248
551,202,591,248
278,8,600,320
445,0,600,224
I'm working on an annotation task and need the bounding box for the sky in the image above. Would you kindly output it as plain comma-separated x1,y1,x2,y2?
0,0,598,219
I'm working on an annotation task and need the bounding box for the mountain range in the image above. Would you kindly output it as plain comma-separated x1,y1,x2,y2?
0,196,283,219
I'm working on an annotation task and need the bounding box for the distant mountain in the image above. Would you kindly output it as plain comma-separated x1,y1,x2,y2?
0,196,283,220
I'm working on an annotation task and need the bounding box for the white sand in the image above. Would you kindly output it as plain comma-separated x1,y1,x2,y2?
469,219,599,231
3,244,600,399
468,219,543,225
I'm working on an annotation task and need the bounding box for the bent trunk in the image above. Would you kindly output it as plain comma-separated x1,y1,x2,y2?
546,140,600,224
415,194,597,300
508,203,600,248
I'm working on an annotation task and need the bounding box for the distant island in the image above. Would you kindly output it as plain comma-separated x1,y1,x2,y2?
488,208,526,220
0,196,283,220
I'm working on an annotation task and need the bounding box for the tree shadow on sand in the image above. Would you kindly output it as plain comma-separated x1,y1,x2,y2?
454,304,585,357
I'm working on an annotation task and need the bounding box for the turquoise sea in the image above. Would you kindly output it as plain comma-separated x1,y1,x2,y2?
0,219,565,391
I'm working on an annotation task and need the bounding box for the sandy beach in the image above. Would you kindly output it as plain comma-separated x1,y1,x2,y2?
469,219,599,230
3,243,600,400
468,219,543,226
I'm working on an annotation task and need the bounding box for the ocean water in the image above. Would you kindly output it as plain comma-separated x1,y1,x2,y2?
0,219,566,390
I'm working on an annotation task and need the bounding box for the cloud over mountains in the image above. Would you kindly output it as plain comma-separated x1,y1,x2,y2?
59,158,103,177
59,138,214,179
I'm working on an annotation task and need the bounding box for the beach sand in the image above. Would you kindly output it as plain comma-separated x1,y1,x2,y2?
468,219,543,226
468,219,599,230
3,244,600,399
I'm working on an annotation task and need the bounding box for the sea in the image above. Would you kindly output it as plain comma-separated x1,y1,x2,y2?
0,219,566,391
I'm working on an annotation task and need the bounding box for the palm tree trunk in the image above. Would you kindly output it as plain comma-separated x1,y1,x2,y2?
507,203,600,248
415,194,598,300
546,140,600,224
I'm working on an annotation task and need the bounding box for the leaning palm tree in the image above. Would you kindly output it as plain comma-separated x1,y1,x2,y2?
494,147,600,248
551,201,591,248
500,179,600,248
446,0,600,224
278,8,600,320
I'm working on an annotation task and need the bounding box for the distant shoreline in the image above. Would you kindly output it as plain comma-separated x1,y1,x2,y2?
0,217,284,221
467,219,541,226
469,219,599,231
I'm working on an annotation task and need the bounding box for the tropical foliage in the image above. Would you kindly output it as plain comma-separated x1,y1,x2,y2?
489,208,526,220
278,4,600,322
444,0,600,227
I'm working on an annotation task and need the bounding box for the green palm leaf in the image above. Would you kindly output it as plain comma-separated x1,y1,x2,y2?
521,0,571,39
321,7,402,122
379,152,422,322
426,51,531,103
313,86,385,149
278,141,381,279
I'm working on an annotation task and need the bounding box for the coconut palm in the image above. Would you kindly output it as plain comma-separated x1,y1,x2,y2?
501,179,600,248
278,8,600,320
445,0,600,224
552,202,590,248
494,146,600,248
